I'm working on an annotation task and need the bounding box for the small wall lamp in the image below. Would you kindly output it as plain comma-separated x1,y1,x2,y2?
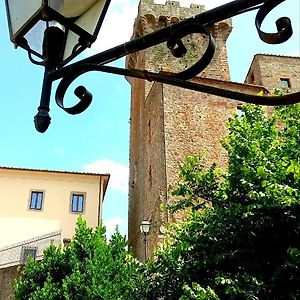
140,220,151,261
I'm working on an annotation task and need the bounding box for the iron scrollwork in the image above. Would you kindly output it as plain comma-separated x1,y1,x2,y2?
36,0,299,132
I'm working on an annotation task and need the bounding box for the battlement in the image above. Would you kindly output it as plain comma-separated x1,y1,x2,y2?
138,0,205,20
133,0,231,38
127,0,232,81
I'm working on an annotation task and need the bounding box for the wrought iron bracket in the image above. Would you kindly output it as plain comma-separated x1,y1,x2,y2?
34,0,299,132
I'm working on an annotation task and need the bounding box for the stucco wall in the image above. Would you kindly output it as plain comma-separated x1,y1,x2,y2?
0,265,19,300
0,168,108,242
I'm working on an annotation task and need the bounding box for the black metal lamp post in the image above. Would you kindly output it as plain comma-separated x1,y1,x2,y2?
140,220,151,261
5,0,300,133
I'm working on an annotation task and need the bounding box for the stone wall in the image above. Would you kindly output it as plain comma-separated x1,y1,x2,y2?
0,266,19,300
245,54,300,92
163,85,235,198
127,0,235,260
127,0,300,261
129,82,168,259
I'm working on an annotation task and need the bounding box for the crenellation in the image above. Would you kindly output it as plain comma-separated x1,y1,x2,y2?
138,0,205,20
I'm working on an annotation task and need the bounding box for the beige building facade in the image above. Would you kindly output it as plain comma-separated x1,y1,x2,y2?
127,0,300,261
0,167,109,264
0,166,109,299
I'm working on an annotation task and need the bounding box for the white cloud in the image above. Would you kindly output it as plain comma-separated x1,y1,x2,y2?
54,147,65,157
86,0,138,54
84,158,129,194
104,217,125,239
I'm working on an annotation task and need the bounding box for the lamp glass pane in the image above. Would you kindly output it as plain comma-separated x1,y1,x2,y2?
143,224,150,233
63,31,81,61
63,0,107,60
140,221,150,234
6,0,41,37
139,225,144,234
24,20,47,56
50,0,99,18
74,0,107,34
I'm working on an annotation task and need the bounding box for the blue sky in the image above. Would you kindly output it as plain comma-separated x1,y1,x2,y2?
0,0,299,238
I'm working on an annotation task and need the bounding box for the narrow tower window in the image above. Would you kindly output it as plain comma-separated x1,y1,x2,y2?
279,78,290,89
148,120,152,143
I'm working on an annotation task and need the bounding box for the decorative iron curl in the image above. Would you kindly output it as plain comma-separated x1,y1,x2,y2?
256,0,293,44
55,64,97,115
55,22,216,114
167,23,215,80
34,0,299,132
55,62,300,119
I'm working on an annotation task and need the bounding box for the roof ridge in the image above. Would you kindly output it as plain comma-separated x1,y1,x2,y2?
0,166,110,177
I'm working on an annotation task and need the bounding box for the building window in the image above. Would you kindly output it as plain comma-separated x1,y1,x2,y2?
29,191,44,210
148,120,152,143
149,165,152,189
279,78,290,89
236,105,244,118
20,246,37,264
71,193,85,213
63,238,71,246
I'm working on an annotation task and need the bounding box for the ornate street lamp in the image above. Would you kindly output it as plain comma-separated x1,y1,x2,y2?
6,0,110,66
5,0,300,133
5,0,111,132
140,220,151,261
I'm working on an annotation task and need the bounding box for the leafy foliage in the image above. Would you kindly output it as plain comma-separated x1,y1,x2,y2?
141,104,300,299
14,104,300,300
14,217,143,300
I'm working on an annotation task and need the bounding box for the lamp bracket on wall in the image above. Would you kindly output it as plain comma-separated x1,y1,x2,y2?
8,0,300,132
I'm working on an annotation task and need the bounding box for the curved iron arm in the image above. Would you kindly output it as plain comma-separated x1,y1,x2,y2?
56,64,300,113
256,0,293,44
35,0,298,132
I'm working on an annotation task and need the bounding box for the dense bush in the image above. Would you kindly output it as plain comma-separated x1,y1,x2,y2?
14,217,144,300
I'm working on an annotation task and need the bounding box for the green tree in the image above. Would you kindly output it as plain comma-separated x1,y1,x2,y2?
141,104,300,299
14,217,144,300
14,104,300,300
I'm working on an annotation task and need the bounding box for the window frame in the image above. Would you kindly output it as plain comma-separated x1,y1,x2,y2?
236,104,244,118
279,78,290,89
29,190,44,211
70,192,86,214
20,246,38,264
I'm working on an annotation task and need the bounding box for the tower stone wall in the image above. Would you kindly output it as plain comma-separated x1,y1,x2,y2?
127,0,237,260
126,0,300,261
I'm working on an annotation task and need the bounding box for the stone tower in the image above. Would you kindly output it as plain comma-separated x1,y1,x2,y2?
126,0,237,260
